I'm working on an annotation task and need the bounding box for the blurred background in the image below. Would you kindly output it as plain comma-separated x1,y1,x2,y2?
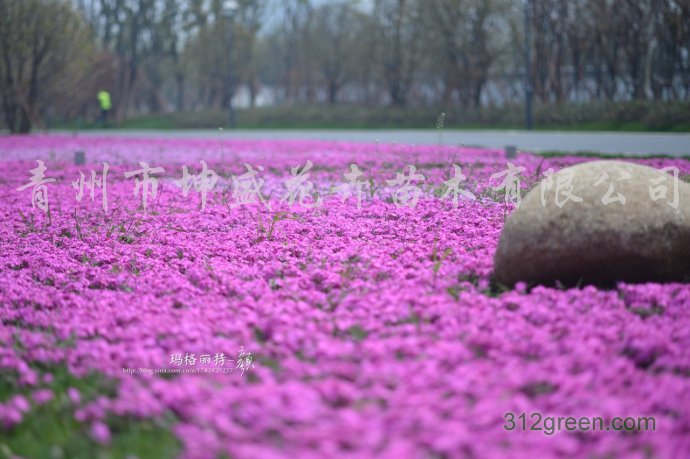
1,0,689,133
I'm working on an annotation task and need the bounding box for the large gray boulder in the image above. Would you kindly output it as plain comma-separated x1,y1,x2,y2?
492,160,690,287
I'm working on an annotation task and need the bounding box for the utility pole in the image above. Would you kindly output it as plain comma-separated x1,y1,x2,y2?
524,0,533,130
222,0,239,128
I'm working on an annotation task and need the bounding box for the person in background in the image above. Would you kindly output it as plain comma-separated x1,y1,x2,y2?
97,90,112,127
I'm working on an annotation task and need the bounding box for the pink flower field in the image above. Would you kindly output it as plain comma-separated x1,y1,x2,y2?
1,134,690,459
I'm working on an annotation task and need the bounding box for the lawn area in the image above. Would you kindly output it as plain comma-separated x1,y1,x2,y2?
50,101,690,132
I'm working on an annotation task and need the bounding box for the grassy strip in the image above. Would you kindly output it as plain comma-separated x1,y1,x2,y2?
0,364,180,459
537,150,690,161
49,101,690,132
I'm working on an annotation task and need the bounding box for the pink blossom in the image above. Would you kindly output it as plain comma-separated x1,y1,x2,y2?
90,421,111,444
31,389,53,405
1,135,689,458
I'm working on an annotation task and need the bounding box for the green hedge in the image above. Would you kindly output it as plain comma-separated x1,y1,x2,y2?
45,101,690,132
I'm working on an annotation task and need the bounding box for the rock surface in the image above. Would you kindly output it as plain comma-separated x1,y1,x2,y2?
492,160,690,287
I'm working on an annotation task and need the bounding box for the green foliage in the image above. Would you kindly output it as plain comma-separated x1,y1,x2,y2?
430,239,452,283
0,365,180,459
61,101,690,132
256,211,301,242
539,150,690,161
346,324,368,342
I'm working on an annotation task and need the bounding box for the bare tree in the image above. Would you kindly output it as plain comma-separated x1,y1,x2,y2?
425,0,508,107
373,0,423,106
0,0,93,132
311,2,363,104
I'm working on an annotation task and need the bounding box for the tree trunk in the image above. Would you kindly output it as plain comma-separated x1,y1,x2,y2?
328,79,339,104
175,73,185,111
248,76,258,109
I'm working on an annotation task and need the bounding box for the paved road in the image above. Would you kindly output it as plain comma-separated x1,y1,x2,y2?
65,129,690,157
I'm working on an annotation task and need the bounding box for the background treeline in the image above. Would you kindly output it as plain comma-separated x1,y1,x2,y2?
1,0,689,133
